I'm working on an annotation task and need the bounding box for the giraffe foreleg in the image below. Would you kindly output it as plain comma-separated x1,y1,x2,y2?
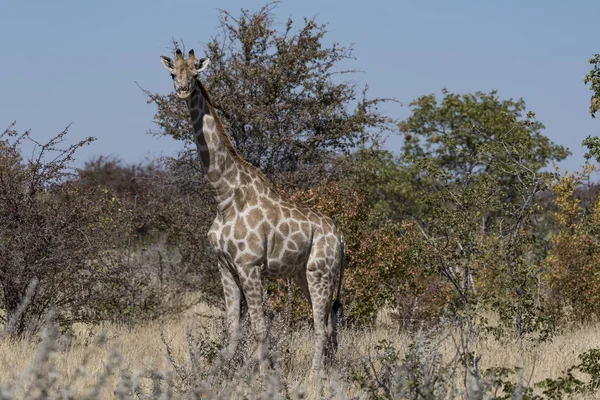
238,264,270,371
218,262,243,361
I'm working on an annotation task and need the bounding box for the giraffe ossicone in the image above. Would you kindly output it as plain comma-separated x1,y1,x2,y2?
160,48,345,376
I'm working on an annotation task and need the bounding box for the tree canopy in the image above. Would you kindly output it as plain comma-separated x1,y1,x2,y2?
582,54,600,162
147,3,395,176
584,53,600,118
340,90,570,222
400,89,569,180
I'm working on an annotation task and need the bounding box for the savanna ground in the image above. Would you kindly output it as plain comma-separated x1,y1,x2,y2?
1,303,599,399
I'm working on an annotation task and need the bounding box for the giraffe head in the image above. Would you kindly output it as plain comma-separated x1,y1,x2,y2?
160,49,210,100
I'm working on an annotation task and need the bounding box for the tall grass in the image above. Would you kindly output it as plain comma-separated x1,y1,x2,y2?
1,303,599,399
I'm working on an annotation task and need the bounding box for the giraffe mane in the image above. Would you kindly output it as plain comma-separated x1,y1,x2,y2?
195,78,275,189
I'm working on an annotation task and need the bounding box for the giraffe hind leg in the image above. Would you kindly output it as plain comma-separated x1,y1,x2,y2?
306,259,337,377
324,301,340,361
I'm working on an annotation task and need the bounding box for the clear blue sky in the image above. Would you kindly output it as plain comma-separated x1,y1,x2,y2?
1,0,598,173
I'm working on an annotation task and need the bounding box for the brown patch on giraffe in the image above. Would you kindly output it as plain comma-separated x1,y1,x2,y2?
238,241,246,251
260,196,275,209
239,171,252,185
221,153,234,171
272,231,284,247
308,212,322,224
291,232,306,246
278,221,290,236
246,186,259,206
207,170,220,182
327,236,336,248
301,221,310,233
281,207,291,218
307,260,324,273
280,265,293,276
265,204,281,223
294,249,308,263
234,218,247,240
203,113,217,131
289,220,300,232
223,168,238,186
246,207,263,228
247,232,262,254
268,235,285,258
270,192,282,202
234,188,247,211
260,184,271,195
291,209,304,221
259,220,272,234
249,268,258,279
222,224,231,238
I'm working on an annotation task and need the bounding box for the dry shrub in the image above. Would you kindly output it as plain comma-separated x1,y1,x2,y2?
0,123,101,336
77,152,223,309
0,124,216,337
269,178,453,327
543,166,600,323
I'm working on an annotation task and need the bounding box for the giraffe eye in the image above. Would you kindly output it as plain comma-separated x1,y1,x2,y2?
170,73,175,79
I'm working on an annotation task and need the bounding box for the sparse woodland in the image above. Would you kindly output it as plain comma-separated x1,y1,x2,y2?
2,4,600,399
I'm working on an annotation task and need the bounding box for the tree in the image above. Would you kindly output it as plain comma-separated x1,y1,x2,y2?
400,90,569,180
336,148,437,221
146,3,395,176
398,90,569,221
584,53,600,118
333,90,569,223
582,53,600,161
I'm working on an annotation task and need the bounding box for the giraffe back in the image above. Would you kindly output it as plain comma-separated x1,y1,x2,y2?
208,167,343,280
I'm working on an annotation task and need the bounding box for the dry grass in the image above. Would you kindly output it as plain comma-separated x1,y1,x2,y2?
1,304,599,399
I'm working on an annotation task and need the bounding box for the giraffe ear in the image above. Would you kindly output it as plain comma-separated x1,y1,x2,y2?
160,56,175,72
195,57,210,73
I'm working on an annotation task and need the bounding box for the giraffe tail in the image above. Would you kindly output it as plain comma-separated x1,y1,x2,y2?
332,234,345,321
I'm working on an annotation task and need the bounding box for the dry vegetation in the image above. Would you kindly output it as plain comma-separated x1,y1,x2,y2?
0,305,599,399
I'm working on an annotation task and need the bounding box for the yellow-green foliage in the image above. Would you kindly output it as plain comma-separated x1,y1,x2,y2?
544,165,600,323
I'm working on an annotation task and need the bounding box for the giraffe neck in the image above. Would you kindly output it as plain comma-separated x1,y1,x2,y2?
186,78,239,210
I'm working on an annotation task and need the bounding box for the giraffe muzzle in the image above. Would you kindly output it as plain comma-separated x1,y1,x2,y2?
175,86,191,99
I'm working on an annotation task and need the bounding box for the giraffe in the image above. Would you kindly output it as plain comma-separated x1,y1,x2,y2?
160,49,345,376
